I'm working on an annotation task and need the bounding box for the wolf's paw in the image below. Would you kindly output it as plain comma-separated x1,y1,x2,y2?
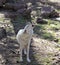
27,58,31,62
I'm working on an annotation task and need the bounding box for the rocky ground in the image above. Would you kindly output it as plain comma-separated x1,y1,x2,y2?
0,0,60,65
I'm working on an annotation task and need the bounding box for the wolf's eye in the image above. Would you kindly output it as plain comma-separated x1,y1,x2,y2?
32,25,34,27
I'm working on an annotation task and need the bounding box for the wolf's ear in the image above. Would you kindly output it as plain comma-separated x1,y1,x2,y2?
26,22,31,25
24,25,29,30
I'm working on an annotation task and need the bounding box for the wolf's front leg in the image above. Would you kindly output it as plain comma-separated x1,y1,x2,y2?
20,46,23,62
27,40,31,62
24,48,27,55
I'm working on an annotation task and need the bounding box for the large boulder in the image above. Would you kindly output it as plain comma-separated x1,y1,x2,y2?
4,3,27,10
41,6,59,18
41,6,54,18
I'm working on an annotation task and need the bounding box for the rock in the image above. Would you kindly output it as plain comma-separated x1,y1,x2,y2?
0,27,7,40
52,57,56,60
4,3,14,10
41,6,54,13
49,0,60,3
4,3,27,10
6,0,15,3
5,12,18,18
17,8,26,14
23,8,31,19
54,53,59,56
0,0,6,6
41,6,59,18
41,6,54,18
13,4,27,10
0,54,6,64
17,8,31,19
0,14,5,18
49,10,59,18
36,18,48,24
31,11,37,18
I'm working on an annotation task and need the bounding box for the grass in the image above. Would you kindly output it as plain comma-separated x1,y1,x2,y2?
34,19,60,42
34,25,55,41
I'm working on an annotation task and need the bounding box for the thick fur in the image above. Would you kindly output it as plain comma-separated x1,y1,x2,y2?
16,22,33,62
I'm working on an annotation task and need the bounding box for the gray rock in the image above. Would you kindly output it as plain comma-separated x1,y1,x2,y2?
41,6,54,14
0,27,7,40
41,6,59,18
5,12,18,18
36,17,48,24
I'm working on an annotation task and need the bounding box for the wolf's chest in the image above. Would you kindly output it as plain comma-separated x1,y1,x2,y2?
21,33,30,41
